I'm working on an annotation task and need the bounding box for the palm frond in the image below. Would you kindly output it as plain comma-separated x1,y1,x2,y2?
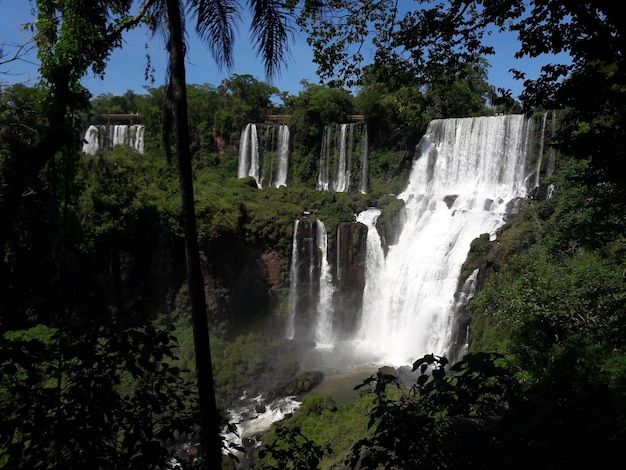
248,0,295,80
189,0,239,71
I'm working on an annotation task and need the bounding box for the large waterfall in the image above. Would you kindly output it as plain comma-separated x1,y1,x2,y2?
356,114,533,365
82,124,145,155
229,114,537,460
289,114,536,368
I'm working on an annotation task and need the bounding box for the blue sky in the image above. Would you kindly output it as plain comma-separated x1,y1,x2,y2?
0,1,563,100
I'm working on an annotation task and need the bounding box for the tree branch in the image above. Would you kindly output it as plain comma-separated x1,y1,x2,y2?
105,0,158,43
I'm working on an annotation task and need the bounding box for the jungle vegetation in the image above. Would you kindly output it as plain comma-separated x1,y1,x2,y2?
1,0,625,469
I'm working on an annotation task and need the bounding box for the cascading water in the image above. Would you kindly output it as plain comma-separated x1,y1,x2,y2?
82,124,145,155
82,125,101,155
354,114,533,366
534,112,548,189
314,220,335,347
112,124,127,148
286,219,299,340
238,123,261,187
317,123,368,193
356,208,385,338
333,124,349,192
239,123,290,188
273,124,290,188
360,125,369,194
317,126,332,191
132,124,145,154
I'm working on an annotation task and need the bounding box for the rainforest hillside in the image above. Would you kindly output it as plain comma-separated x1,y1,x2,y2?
2,1,625,469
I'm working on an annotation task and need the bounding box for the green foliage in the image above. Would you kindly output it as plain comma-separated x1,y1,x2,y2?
471,245,626,379
210,333,278,407
79,148,168,245
286,83,356,154
257,393,375,469
258,424,331,470
350,353,522,470
0,320,198,469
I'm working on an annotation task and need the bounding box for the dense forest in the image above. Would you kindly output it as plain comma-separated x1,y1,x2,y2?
2,1,625,469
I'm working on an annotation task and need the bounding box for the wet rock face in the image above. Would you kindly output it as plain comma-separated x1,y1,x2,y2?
261,250,283,291
332,221,368,338
201,236,284,327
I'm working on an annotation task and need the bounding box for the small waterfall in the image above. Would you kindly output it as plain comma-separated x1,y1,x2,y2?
286,219,300,340
238,123,261,187
82,125,101,155
314,220,335,347
534,112,548,188
356,114,533,366
239,123,290,188
82,124,145,155
132,124,145,153
317,126,331,191
360,125,369,194
355,208,385,338
112,124,127,147
333,124,349,192
317,123,368,193
448,268,479,363
273,124,290,188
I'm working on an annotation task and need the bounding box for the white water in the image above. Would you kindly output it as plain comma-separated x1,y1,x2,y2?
360,125,369,194
356,208,385,339
355,115,532,366
222,394,301,458
238,123,261,187
132,124,145,153
535,112,548,188
82,125,101,155
317,126,331,191
273,124,290,187
82,124,145,155
334,124,349,192
314,220,335,347
286,219,299,340
317,123,368,193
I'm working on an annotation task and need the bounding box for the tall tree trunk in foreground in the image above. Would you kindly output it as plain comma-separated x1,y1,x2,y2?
165,0,222,465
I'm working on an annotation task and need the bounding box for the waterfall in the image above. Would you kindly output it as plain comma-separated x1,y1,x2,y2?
317,123,368,193
355,114,532,366
132,124,145,154
448,268,479,363
360,125,369,194
286,219,300,340
333,124,349,192
273,124,290,188
82,125,101,155
82,124,145,155
238,123,261,187
112,124,127,147
239,123,290,189
355,208,385,340
314,220,335,347
317,126,331,191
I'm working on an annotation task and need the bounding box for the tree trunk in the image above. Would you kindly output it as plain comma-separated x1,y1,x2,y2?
165,0,223,465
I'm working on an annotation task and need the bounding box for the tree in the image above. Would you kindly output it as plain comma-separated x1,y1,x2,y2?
145,0,327,465
1,0,155,312
349,353,523,470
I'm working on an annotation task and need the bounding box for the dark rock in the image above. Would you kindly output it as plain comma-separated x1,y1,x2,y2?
280,370,324,396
